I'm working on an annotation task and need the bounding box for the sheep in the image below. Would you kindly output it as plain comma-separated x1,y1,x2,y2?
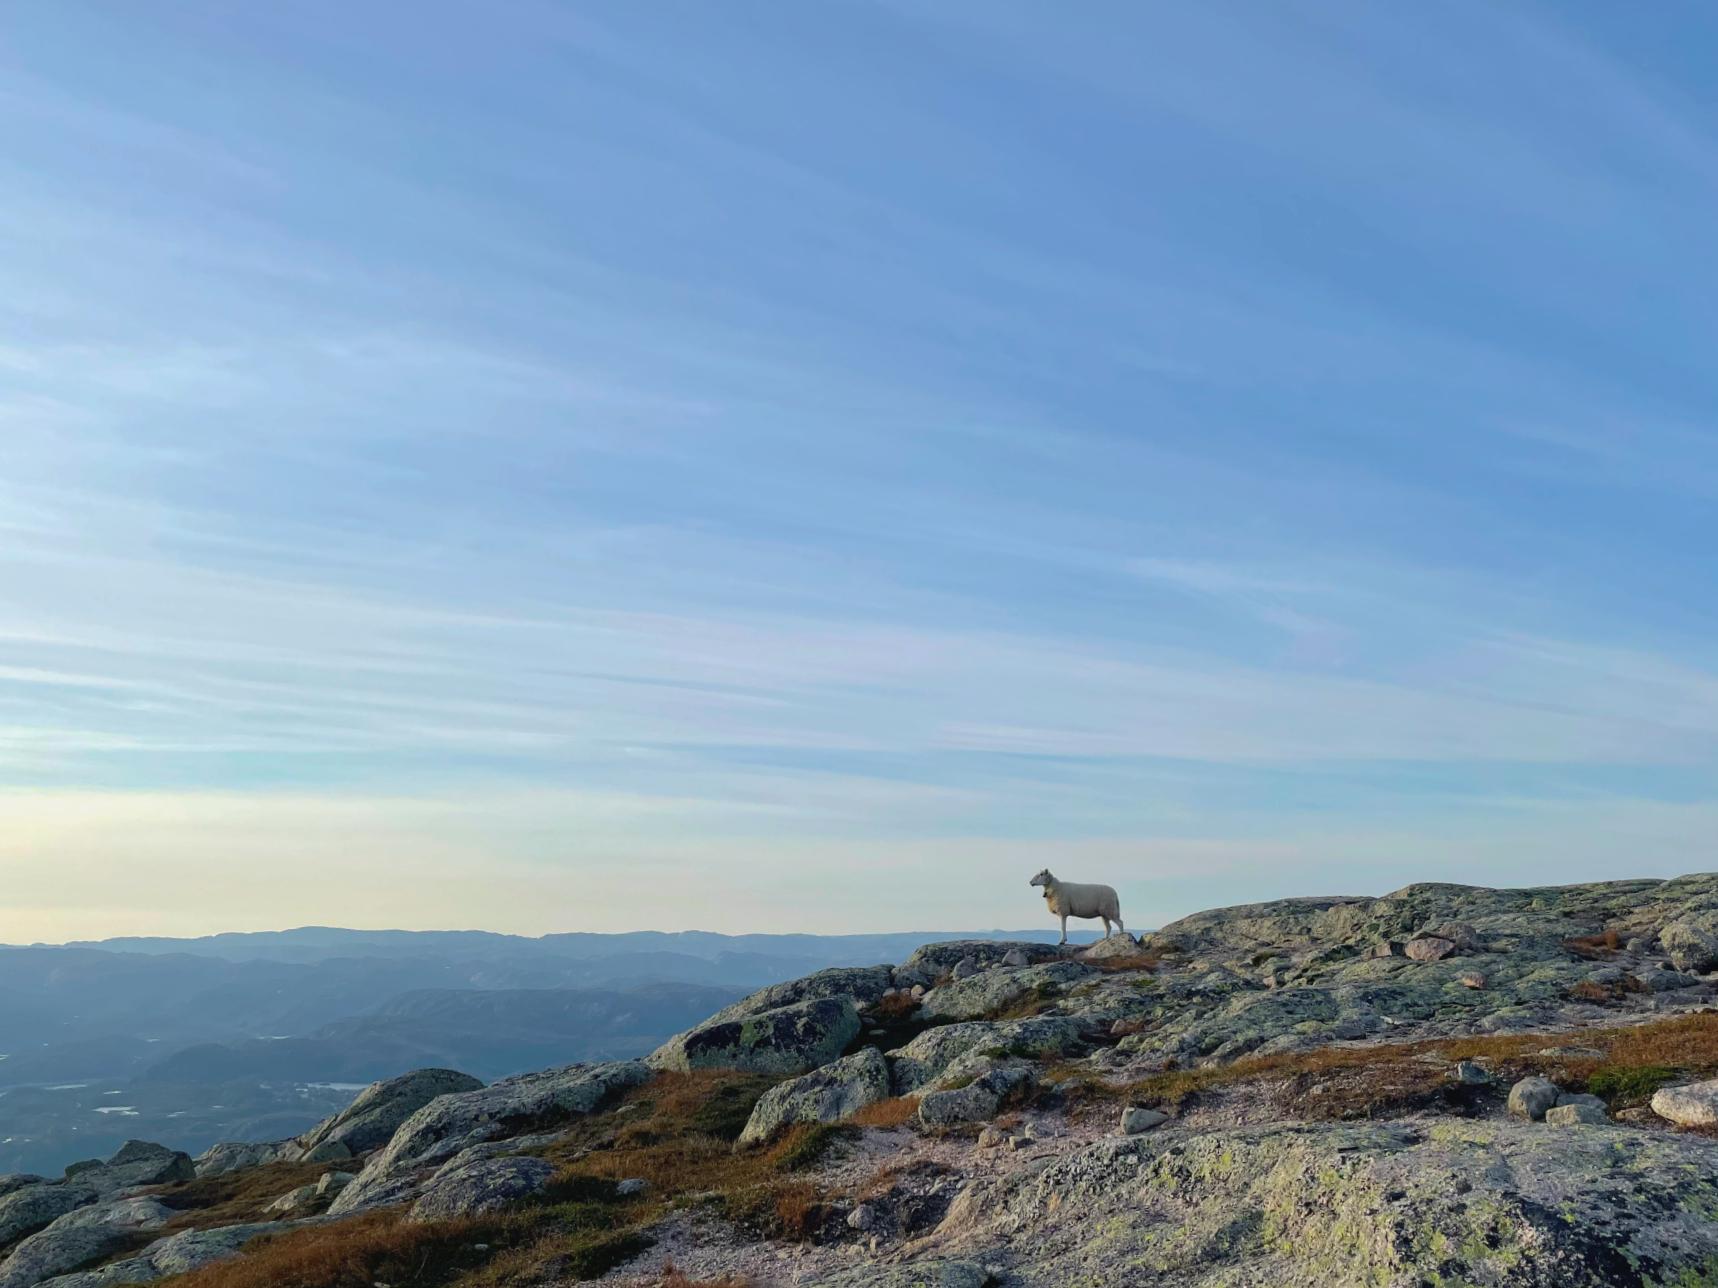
1029,868,1125,944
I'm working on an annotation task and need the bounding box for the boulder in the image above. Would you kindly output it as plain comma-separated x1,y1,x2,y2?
936,1119,1718,1286
1636,967,1700,993
407,1154,555,1223
1404,936,1458,962
1458,971,1487,990
1119,1107,1168,1135
77,1144,193,1194
0,1197,173,1288
1001,948,1030,968
889,1018,1085,1094
894,942,1069,988
1428,922,1481,950
918,1066,1034,1128
292,1069,483,1162
1661,915,1718,973
648,997,860,1076
1453,1061,1490,1085
329,1060,648,1215
616,1178,648,1198
919,961,1091,1023
739,1048,891,1144
1546,1103,1608,1126
37,1222,290,1287
1081,933,1142,960
263,1184,320,1215
1652,1079,1718,1128
0,1179,45,1202
1507,1076,1561,1122
701,966,894,1027
192,1141,289,1178
0,1184,94,1251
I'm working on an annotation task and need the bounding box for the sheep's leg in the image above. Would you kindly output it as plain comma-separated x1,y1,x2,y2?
1058,913,1068,946
1101,916,1112,937
1115,914,1125,934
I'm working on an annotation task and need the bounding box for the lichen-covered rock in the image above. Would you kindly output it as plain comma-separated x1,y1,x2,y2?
1080,933,1141,959
894,942,1070,988
1404,936,1457,961
37,1221,292,1287
191,1141,289,1178
0,1197,173,1288
935,1119,1718,1287
702,966,895,1028
1636,967,1700,992
329,1059,649,1215
74,1143,193,1195
919,961,1092,1023
1661,914,1718,973
0,1184,94,1252
648,996,860,1076
1508,1076,1561,1121
1546,1103,1608,1126
739,1047,891,1144
918,1066,1034,1128
407,1154,555,1223
294,1068,485,1161
1651,1079,1718,1128
889,1018,1085,1093
1119,1107,1167,1134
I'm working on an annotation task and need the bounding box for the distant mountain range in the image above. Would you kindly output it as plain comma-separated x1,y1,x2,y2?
0,925,1091,1174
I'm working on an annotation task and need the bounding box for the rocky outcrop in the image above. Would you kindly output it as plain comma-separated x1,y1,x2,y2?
328,1060,648,1215
191,1142,288,1179
893,942,1071,989
36,1223,289,1287
0,1186,94,1253
293,1068,483,1160
937,1120,1718,1286
917,1065,1034,1128
919,961,1092,1023
76,1144,193,1196
1661,914,1718,974
648,997,860,1076
0,1198,173,1288
407,1154,556,1223
739,1048,891,1144
701,966,894,1027
889,1018,1086,1094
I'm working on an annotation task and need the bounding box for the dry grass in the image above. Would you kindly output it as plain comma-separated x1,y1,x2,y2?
1566,929,1622,960
1085,950,1166,974
868,992,921,1023
158,1211,495,1288
848,1096,920,1129
1042,1010,1718,1123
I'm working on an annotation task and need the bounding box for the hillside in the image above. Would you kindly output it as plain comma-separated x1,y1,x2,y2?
8,876,1718,1285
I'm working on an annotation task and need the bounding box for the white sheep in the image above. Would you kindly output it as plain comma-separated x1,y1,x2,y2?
1029,868,1125,944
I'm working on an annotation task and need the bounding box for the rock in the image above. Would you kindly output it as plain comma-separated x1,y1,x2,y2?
192,1141,289,1178
0,1184,95,1250
264,1183,319,1215
1458,971,1487,989
846,1202,877,1231
1080,933,1141,960
407,1154,556,1223
1507,1076,1561,1121
934,1118,1718,1286
894,941,1068,988
1119,1107,1168,1135
1368,940,1405,958
1652,1079,1718,1127
1404,936,1458,962
75,1143,193,1194
977,1127,1008,1149
1001,948,1030,968
296,1140,352,1165
917,1066,1034,1128
919,961,1091,1023
1636,967,1700,992
739,1048,891,1144
330,1059,649,1215
0,1178,44,1202
649,996,860,1076
910,985,927,999
951,956,980,981
889,1018,1085,1093
316,1171,354,1197
1454,1061,1490,1085
615,1178,647,1198
1428,922,1481,949
0,1197,173,1288
35,1222,290,1287
1546,1103,1608,1126
1556,1092,1606,1111
1662,915,1718,973
707,966,895,1027
294,1068,484,1160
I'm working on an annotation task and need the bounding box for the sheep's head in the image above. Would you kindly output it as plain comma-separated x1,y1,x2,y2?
1028,868,1054,888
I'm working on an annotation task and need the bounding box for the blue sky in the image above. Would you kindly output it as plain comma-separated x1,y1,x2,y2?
4,2,1718,941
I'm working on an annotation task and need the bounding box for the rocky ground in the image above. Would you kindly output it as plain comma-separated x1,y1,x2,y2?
9,875,1718,1286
